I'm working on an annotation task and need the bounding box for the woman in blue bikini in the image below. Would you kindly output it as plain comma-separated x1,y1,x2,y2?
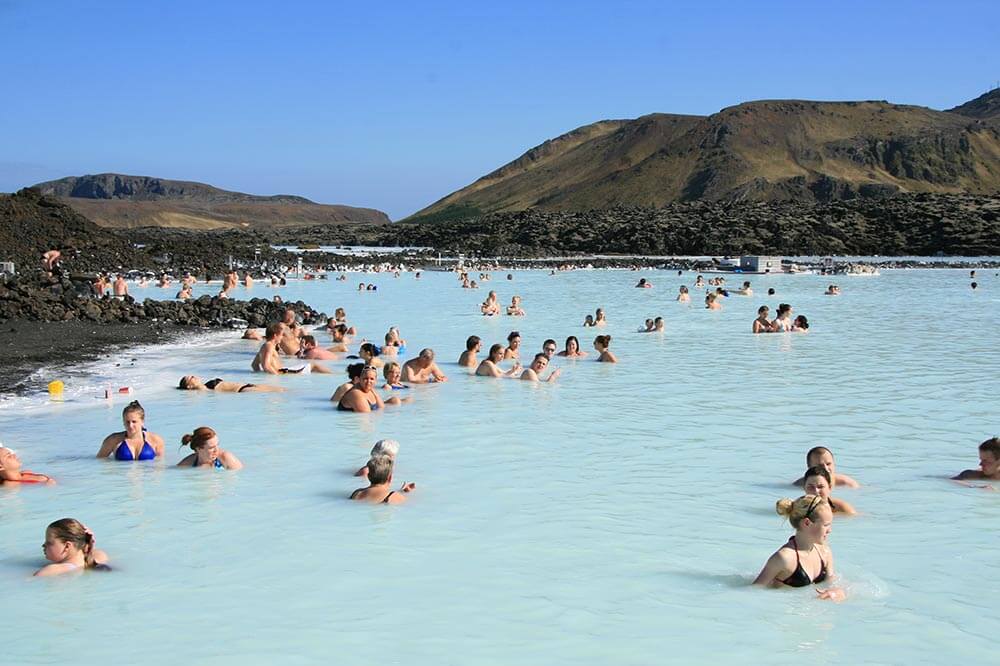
96,401,165,461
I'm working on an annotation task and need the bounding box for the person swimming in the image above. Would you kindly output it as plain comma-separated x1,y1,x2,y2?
705,292,722,310
34,518,110,577
952,437,1000,482
176,427,243,470
635,278,652,288
97,401,165,461
0,444,54,484
802,465,856,515
506,295,525,316
676,285,690,303
583,314,596,327
595,308,608,326
793,446,860,488
753,495,844,600
792,315,809,332
349,455,414,504
178,375,285,393
504,332,521,361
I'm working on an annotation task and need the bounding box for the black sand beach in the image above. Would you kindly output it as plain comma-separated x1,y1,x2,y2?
0,319,181,395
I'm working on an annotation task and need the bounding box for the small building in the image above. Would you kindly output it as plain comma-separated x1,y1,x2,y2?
739,256,782,273
0,261,15,276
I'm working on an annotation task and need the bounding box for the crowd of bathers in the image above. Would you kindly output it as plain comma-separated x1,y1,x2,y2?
4,266,995,590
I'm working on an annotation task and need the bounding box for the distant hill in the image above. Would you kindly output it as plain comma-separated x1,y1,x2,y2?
947,88,1000,119
33,174,390,229
407,94,1000,222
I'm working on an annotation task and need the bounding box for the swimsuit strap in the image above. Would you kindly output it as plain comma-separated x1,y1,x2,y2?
349,488,362,500
382,491,395,504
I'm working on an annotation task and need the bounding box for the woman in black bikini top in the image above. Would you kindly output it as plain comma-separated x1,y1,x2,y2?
348,455,413,504
178,375,284,393
753,495,844,600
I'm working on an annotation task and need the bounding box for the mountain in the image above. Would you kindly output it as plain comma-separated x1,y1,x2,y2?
406,94,1000,222
948,88,1000,119
32,174,390,229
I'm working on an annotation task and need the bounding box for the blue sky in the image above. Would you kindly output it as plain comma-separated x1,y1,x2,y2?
1,0,998,219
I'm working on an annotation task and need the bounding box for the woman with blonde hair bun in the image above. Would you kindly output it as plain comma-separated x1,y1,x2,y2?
753,495,845,601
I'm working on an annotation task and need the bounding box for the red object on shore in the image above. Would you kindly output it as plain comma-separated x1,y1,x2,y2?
118,387,133,394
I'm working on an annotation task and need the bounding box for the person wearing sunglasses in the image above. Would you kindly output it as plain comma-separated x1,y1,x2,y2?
753,495,845,601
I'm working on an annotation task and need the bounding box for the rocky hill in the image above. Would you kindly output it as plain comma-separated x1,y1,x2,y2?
279,193,1000,257
407,94,1000,223
948,88,1000,119
33,173,391,230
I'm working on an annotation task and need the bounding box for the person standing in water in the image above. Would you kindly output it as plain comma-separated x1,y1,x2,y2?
753,495,844,601
97,401,165,461
458,336,482,368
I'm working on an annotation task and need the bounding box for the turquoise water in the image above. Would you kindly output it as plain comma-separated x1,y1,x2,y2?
1,268,998,664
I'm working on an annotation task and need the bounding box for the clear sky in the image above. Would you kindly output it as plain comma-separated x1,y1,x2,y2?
1,0,998,219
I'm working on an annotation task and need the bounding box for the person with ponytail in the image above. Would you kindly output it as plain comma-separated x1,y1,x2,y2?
753,495,845,600
34,518,110,577
96,401,165,461
594,335,617,363
176,427,243,470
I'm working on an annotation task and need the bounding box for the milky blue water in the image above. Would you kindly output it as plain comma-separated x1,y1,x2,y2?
1,268,998,665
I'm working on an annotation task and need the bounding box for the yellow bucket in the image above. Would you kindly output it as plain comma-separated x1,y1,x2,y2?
47,380,64,396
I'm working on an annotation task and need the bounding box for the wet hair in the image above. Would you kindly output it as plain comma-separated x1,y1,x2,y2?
346,362,365,380
979,437,1000,458
332,323,348,336
743,281,751,288
532,353,548,365
757,305,769,315
178,376,194,390
383,361,400,380
594,335,611,348
777,303,791,316
181,426,216,451
466,335,481,351
806,446,833,465
679,285,688,294
767,288,775,295
803,465,832,487
543,338,557,349
507,331,520,343
335,308,346,319
565,335,580,350
360,342,379,357
794,315,809,330
971,282,978,289
366,455,394,485
419,348,434,360
488,343,505,359
46,518,99,568
371,439,400,458
775,495,828,528
122,400,145,421
265,322,284,340
301,335,317,347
